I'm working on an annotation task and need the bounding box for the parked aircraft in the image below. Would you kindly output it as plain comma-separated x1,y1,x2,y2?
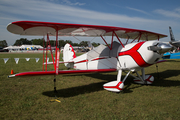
169,26,180,50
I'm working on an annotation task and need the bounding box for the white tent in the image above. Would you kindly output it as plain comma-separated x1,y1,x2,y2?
20,45,43,50
4,45,43,51
3,45,20,50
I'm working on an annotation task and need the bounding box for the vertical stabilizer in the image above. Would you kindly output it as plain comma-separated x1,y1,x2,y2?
169,26,175,41
87,41,94,50
63,43,76,68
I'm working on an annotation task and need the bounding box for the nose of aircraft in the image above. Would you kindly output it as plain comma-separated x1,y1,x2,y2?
148,42,173,54
157,43,173,54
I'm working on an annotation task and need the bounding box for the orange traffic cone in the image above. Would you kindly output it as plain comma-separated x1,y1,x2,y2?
11,69,14,74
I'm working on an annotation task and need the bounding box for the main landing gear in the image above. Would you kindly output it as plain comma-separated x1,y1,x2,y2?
50,76,61,103
103,68,154,92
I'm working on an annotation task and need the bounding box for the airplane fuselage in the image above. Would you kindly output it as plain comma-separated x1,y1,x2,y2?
70,40,170,71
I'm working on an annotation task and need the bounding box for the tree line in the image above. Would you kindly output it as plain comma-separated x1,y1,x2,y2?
0,38,101,48
0,40,8,48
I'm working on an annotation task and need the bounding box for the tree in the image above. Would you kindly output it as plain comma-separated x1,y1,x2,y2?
31,38,44,46
14,38,32,45
92,42,100,47
0,40,8,47
59,40,66,47
72,43,79,46
79,41,88,47
65,40,73,45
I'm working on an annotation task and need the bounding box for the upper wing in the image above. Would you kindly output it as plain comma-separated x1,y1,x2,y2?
7,21,167,40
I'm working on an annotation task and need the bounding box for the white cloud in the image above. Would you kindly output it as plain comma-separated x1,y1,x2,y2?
126,7,150,15
0,0,168,27
154,9,180,19
61,0,85,6
175,8,180,13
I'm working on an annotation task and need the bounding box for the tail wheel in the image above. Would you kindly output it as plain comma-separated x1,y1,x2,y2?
133,75,154,84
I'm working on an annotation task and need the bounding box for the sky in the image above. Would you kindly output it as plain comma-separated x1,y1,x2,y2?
0,0,180,45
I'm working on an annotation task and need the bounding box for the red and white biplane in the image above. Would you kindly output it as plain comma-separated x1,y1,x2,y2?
7,21,172,92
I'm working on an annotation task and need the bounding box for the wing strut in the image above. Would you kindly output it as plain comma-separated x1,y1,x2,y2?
111,32,114,49
46,36,48,71
131,34,140,43
55,29,59,75
113,31,124,48
138,33,142,42
42,36,45,71
100,35,112,50
100,31,125,50
47,34,56,70
125,36,130,44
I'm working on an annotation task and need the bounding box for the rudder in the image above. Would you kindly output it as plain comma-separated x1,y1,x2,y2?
169,26,175,42
63,43,76,68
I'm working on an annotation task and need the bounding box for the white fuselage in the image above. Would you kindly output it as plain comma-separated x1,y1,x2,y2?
72,41,164,71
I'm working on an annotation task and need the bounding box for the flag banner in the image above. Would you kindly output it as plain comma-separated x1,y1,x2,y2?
3,58,9,64
35,58,40,63
25,58,30,61
14,58,19,64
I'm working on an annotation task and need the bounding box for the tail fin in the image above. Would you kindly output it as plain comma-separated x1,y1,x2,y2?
169,26,175,41
87,41,94,50
63,43,76,68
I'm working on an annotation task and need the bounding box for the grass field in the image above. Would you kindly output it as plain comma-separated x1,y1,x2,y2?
0,53,180,120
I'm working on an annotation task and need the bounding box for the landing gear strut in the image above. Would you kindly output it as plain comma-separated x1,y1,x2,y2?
50,76,61,103
103,68,154,92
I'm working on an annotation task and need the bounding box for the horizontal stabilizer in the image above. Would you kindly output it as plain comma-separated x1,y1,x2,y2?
43,61,74,65
8,69,117,77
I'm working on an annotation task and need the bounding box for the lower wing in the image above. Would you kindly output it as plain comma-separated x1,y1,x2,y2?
8,69,117,78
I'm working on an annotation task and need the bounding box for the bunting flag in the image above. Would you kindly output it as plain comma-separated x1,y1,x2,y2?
14,58,19,64
35,58,40,63
1,57,41,64
25,58,30,61
3,58,9,64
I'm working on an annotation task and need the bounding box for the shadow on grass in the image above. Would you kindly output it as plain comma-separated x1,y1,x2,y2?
151,70,180,87
42,81,106,98
42,70,180,97
165,59,180,62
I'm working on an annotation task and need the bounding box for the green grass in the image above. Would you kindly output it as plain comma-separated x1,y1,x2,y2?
0,53,180,120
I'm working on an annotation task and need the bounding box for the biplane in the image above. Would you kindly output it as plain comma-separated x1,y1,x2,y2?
7,21,172,92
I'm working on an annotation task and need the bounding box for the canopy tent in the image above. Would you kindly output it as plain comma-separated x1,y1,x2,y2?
4,45,43,50
20,45,43,50
3,45,20,50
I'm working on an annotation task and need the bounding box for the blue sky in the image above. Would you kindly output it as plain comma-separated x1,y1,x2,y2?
1,0,180,45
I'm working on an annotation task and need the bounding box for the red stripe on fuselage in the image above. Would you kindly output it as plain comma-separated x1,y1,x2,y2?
91,57,107,61
75,59,88,64
118,42,151,67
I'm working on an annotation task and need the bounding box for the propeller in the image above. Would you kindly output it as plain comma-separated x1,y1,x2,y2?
148,42,173,54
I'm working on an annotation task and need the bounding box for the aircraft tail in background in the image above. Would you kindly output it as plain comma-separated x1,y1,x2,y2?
169,26,175,42
87,41,94,50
